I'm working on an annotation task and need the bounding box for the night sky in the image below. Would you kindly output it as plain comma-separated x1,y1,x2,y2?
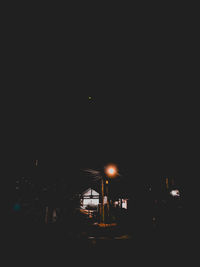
4,8,198,202
6,70,195,200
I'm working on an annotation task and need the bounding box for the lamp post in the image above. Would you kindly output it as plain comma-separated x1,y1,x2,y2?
101,178,105,224
101,164,118,224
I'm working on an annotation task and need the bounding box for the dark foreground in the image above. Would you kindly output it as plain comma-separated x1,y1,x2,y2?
4,216,195,266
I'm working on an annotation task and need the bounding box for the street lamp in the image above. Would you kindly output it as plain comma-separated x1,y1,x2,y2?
85,165,118,225
101,164,118,224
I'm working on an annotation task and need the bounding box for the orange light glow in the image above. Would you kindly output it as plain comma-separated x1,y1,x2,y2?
105,164,118,178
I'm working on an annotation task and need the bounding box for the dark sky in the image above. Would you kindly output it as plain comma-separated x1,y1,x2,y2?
8,73,197,193
4,8,198,199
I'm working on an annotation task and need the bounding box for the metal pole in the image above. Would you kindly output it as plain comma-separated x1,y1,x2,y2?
101,179,104,224
106,179,110,222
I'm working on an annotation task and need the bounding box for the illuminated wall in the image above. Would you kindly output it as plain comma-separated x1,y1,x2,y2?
81,188,100,209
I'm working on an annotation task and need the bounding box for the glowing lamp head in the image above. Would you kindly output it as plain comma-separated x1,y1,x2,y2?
108,168,115,175
105,164,118,178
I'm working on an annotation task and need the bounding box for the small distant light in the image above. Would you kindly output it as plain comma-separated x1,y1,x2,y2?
106,180,109,184
89,96,92,100
170,189,180,197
